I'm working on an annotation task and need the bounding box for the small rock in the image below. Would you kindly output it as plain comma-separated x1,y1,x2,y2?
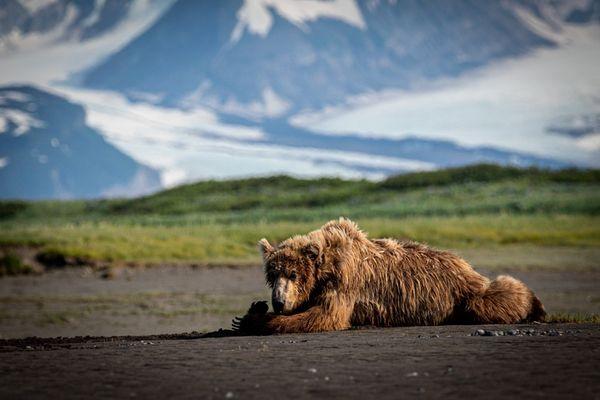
225,392,234,399
483,330,498,336
308,368,317,373
475,329,485,336
405,372,419,377
324,376,330,381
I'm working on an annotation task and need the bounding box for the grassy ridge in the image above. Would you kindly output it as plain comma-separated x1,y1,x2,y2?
2,215,598,263
2,164,599,220
1,165,599,264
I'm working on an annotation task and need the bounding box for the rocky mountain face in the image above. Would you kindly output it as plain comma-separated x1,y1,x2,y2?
0,0,135,46
0,85,161,199
1,0,594,199
82,0,597,115
245,118,567,170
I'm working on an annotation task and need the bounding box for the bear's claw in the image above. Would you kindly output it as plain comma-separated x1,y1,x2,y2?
231,316,243,331
231,300,270,333
248,300,269,315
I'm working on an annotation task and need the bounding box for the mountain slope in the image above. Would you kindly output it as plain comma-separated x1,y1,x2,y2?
248,118,567,169
0,85,161,199
0,0,134,48
81,0,583,116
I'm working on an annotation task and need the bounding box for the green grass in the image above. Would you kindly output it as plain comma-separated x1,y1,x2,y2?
1,165,598,264
547,313,600,324
2,215,598,263
0,292,266,326
0,252,34,276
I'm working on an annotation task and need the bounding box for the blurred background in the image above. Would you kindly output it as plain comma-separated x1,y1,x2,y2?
0,0,598,338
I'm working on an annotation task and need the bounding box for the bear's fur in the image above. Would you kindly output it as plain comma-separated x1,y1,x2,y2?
234,218,546,334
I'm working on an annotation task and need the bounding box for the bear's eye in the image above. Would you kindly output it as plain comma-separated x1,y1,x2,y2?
266,272,277,287
289,271,297,281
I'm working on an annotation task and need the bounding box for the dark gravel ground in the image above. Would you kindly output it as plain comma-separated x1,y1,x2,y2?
1,323,598,400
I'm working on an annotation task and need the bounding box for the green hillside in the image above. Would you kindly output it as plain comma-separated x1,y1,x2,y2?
1,164,599,267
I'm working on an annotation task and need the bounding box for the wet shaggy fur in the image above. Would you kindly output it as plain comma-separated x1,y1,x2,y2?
234,218,546,334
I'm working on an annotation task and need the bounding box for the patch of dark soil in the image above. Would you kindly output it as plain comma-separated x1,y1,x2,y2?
0,324,598,399
0,329,241,350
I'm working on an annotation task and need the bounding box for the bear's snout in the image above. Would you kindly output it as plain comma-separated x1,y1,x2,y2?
272,298,284,314
272,276,296,313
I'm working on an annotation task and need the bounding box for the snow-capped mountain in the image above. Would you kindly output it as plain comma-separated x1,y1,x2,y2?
0,0,174,55
0,0,597,199
82,0,599,116
252,118,566,169
1,0,135,52
0,85,161,199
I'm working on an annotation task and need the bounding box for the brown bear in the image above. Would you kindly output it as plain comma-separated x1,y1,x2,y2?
233,218,546,334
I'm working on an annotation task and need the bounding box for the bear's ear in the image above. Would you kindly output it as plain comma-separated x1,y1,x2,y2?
258,238,274,258
302,242,321,263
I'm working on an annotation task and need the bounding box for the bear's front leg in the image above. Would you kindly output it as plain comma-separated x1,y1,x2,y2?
232,301,276,335
266,304,353,333
234,298,354,335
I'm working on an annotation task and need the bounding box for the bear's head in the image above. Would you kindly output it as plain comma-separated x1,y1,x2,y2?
258,218,365,314
258,236,322,314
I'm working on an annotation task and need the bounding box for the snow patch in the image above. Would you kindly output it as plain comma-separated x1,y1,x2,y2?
576,133,600,151
161,168,187,188
511,3,567,44
261,87,291,116
0,4,79,54
231,0,365,43
201,86,291,119
0,157,8,168
106,129,434,187
19,0,58,14
292,24,600,166
50,86,426,186
0,108,45,135
55,86,265,143
0,91,33,104
80,0,107,29
101,168,159,198
0,0,174,83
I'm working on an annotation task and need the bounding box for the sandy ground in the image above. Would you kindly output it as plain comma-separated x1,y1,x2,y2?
1,257,598,399
0,323,598,399
0,265,598,338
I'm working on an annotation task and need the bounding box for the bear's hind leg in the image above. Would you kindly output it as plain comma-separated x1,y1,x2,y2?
465,275,546,324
